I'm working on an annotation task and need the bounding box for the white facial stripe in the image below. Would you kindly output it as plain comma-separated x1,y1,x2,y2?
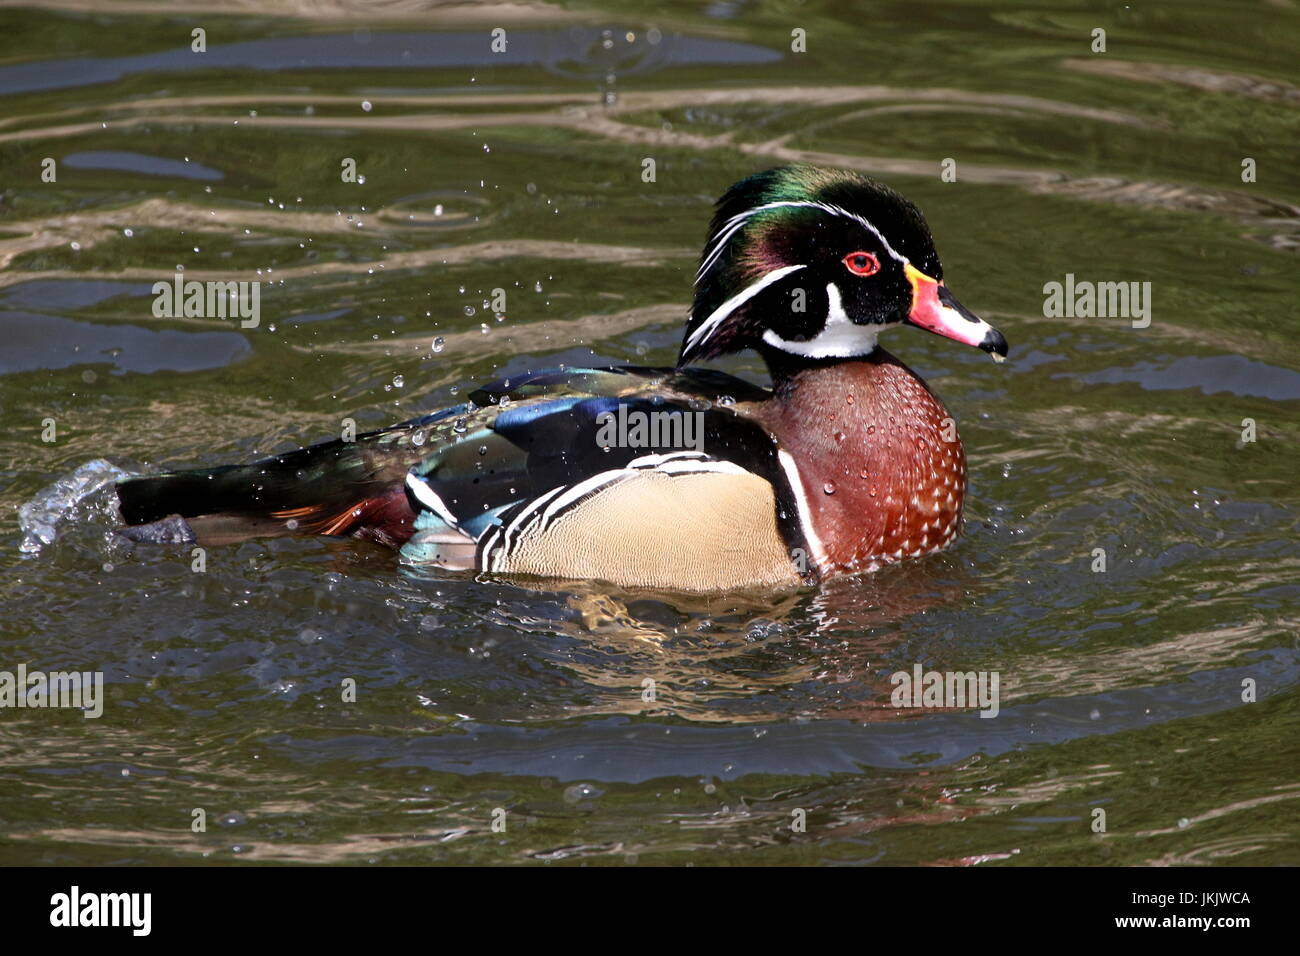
761,282,889,358
684,263,806,355
696,201,908,284
696,215,756,281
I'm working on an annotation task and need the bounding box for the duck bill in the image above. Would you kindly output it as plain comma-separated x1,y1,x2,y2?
904,263,1007,361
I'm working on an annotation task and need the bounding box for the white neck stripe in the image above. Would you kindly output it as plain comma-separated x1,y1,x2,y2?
776,448,828,571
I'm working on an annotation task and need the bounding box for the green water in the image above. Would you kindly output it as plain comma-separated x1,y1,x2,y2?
0,0,1296,865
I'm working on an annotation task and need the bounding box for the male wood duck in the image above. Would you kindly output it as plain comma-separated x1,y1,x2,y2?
116,166,1007,591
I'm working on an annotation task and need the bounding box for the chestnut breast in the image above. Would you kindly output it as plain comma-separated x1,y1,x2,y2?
758,350,966,574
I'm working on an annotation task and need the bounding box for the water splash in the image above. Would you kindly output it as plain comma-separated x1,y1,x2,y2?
17,459,131,554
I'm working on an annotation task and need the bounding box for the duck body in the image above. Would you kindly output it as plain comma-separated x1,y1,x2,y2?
115,166,1006,592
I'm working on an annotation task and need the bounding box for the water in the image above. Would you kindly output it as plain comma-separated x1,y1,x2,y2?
1,1,1297,865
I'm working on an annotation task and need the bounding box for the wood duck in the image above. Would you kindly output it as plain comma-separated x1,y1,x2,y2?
116,166,1008,591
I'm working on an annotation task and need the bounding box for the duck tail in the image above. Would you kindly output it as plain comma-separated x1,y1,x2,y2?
115,439,416,548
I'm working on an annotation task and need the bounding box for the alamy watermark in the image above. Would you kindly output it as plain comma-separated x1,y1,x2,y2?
1043,274,1150,328
890,664,1000,718
0,664,103,718
152,271,260,328
595,403,705,452
50,886,150,935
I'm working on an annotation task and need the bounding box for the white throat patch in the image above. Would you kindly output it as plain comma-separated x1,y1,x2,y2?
761,283,890,358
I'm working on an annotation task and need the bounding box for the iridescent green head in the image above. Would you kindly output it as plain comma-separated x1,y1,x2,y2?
679,165,1006,367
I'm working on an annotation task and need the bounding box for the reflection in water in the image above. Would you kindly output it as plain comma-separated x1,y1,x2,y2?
3,82,1297,285
63,150,224,180
0,29,778,96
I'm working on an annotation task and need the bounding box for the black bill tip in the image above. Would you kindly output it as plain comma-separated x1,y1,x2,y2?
979,327,1009,362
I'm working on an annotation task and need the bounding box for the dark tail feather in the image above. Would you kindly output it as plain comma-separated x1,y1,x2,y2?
117,464,274,526
116,439,417,547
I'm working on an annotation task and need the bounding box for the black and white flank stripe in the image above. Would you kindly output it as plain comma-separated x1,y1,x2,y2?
476,451,749,573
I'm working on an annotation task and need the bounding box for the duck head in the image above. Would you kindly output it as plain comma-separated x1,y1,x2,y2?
678,165,1008,367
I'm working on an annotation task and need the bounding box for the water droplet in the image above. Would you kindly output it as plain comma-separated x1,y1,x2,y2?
834,431,846,444
123,228,134,238
563,782,603,804
361,100,373,112
431,336,445,353
463,305,476,316
453,418,468,434
392,374,404,388
411,431,426,446
822,481,836,495
478,445,487,456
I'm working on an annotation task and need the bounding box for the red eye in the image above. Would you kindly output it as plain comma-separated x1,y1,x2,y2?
843,251,880,276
